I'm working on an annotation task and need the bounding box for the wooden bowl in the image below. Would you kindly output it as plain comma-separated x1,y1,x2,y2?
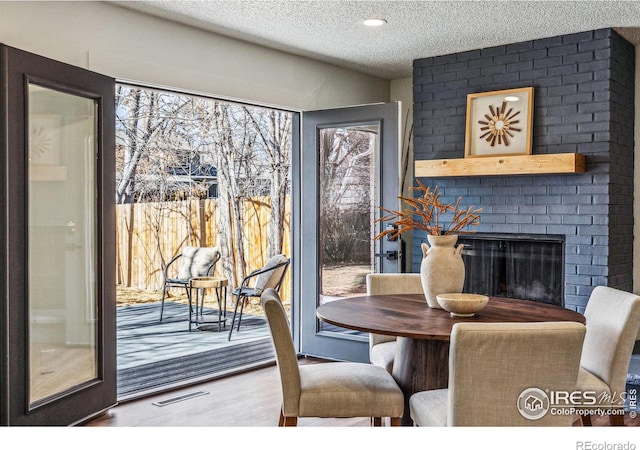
436,293,489,317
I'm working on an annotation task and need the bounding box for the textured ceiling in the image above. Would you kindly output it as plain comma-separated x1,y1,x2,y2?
115,1,640,79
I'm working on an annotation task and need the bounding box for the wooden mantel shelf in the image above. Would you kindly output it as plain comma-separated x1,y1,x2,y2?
414,153,585,178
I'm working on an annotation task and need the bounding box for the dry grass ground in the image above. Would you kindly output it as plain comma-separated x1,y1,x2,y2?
116,285,167,307
116,285,278,316
321,264,369,297
116,263,370,314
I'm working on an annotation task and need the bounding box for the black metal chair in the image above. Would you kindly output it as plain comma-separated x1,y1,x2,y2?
228,255,290,341
159,246,221,321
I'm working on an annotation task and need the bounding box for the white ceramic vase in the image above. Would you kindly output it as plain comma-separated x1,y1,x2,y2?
420,234,465,308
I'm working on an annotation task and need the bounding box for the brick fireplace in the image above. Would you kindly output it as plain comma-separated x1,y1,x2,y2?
412,28,635,312
459,232,565,306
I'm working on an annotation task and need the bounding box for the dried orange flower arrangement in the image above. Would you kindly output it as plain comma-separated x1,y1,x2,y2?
374,180,482,240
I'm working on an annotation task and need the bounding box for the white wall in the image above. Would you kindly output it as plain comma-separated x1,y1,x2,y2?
390,77,414,193
390,77,414,269
0,1,390,110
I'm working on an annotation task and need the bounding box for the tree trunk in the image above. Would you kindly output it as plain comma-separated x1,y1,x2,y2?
216,184,237,289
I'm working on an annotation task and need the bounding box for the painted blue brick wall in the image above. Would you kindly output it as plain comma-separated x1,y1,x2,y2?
412,28,635,312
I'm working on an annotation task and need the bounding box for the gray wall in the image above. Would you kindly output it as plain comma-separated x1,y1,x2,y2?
412,28,635,312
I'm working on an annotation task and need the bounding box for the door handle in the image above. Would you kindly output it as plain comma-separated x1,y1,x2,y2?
375,251,397,260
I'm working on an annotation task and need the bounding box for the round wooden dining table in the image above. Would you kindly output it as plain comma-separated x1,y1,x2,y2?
316,293,586,425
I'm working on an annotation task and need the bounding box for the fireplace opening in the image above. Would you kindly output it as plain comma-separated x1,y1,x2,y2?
457,233,565,307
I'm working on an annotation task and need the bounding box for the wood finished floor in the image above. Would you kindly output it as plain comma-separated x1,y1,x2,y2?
84,356,640,428
85,357,367,427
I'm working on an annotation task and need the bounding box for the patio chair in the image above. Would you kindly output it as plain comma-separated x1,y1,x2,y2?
159,246,221,321
227,254,290,341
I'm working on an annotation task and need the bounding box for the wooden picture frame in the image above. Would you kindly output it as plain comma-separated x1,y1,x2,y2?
464,87,533,158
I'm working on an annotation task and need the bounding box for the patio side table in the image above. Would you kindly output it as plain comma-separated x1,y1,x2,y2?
188,276,228,332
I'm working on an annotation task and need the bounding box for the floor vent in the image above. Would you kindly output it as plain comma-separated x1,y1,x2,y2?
152,390,209,407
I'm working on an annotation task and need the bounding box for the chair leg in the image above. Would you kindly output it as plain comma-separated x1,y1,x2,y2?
236,297,247,331
228,294,243,341
184,285,192,314
609,414,625,426
160,286,168,322
278,409,297,427
581,414,592,426
282,416,297,426
390,417,401,427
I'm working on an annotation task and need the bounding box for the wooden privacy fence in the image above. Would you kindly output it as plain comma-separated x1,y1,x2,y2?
116,197,291,300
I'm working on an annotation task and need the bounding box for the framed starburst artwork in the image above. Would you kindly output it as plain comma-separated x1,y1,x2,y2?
29,115,62,165
464,87,533,158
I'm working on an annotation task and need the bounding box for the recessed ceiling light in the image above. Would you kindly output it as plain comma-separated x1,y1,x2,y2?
363,18,387,27
504,96,519,102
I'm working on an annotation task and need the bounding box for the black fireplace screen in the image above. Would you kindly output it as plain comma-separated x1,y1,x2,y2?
458,234,564,307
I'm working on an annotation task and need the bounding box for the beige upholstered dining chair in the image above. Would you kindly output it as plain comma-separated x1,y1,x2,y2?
366,273,424,373
577,286,640,426
409,321,586,426
261,288,404,426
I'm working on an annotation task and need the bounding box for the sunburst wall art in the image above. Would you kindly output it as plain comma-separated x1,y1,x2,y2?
464,87,533,158
29,115,62,166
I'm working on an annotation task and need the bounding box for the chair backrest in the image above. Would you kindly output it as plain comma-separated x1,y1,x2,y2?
448,321,586,426
366,273,424,347
366,273,424,297
177,246,220,280
254,254,290,294
580,286,640,396
261,288,301,416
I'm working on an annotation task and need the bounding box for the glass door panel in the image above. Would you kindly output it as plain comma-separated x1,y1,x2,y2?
318,126,377,335
27,84,98,405
2,43,115,426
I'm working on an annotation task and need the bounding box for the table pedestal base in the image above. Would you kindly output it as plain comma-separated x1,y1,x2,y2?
391,337,449,426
